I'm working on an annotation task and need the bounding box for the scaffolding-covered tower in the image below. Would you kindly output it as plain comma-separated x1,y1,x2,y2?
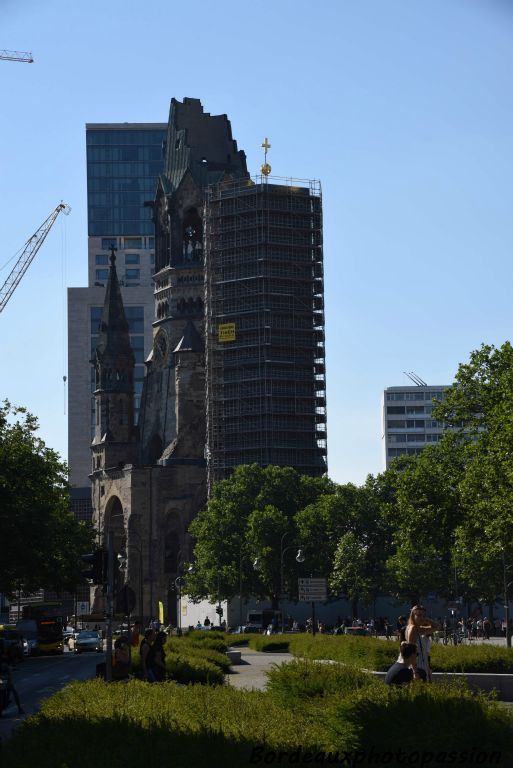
205,175,327,490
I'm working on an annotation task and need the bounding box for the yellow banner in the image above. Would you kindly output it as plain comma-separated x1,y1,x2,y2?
158,601,164,625
218,322,235,342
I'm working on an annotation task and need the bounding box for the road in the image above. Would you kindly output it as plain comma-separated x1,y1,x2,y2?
0,647,104,741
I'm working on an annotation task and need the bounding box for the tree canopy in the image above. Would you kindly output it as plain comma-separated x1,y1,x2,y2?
0,401,94,597
186,464,333,606
185,342,513,618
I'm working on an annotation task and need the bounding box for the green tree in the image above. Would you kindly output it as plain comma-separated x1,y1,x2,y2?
186,464,333,605
434,342,513,604
296,480,394,616
0,401,94,597
383,435,466,604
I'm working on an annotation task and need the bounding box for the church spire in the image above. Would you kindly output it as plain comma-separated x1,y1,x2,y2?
91,247,136,454
95,246,133,361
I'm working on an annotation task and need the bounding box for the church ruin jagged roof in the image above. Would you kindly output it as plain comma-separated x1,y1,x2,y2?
160,97,248,194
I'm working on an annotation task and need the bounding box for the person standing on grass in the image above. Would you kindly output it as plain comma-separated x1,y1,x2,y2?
404,605,439,682
112,637,130,681
148,631,167,682
385,642,419,685
140,629,156,681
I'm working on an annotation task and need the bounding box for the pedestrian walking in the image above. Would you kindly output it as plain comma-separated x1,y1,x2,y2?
0,648,24,716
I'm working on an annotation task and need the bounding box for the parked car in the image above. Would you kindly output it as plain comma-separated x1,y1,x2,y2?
345,626,370,637
73,631,103,654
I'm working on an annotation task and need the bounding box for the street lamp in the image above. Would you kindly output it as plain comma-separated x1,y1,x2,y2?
238,545,246,632
171,560,193,634
117,553,133,668
280,532,305,634
502,551,513,649
127,527,144,625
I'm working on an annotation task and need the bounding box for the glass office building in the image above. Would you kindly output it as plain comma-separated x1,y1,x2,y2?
87,126,167,236
68,122,166,492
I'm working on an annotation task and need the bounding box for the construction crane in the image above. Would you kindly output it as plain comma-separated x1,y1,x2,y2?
0,49,33,63
0,203,71,313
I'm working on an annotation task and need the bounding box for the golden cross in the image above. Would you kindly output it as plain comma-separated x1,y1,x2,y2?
261,137,271,160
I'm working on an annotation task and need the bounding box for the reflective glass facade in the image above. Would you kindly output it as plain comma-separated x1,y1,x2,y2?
87,126,167,236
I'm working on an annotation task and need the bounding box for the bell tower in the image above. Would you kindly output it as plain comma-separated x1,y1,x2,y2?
90,247,137,473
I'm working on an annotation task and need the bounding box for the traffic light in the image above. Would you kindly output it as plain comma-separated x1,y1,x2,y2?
216,605,223,617
81,548,106,584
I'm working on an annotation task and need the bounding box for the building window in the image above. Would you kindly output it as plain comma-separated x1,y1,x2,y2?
125,268,140,280
101,238,116,250
96,269,109,281
125,254,140,265
95,254,109,265
148,237,155,248
124,237,142,249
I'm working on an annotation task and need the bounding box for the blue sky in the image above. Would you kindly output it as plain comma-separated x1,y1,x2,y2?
1,0,512,485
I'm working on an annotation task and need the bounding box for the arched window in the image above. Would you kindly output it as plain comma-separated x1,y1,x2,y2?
164,531,180,573
181,208,202,264
148,433,163,465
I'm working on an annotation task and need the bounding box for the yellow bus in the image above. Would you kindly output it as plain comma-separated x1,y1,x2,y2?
16,603,64,655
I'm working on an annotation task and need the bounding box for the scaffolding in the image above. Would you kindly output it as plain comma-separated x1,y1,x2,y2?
205,175,327,491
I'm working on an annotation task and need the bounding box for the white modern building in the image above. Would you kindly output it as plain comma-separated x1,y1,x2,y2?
382,385,450,468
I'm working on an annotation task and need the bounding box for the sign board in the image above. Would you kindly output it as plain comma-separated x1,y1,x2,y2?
298,578,327,602
77,602,90,616
218,322,235,342
181,605,188,616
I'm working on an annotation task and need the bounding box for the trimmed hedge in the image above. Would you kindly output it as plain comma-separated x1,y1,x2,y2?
1,679,333,767
266,658,379,703
276,634,513,674
3,675,513,767
129,634,227,684
248,635,291,652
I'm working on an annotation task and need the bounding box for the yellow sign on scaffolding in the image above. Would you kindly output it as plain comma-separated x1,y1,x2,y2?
218,322,236,342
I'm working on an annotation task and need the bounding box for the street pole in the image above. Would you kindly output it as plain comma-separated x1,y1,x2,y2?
177,579,182,635
280,532,288,634
503,551,511,649
311,601,316,636
106,530,114,682
239,549,243,631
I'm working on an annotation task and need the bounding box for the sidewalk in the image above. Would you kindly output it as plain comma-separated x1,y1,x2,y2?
226,647,292,691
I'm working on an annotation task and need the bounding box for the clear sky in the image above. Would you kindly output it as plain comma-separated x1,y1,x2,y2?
1,0,512,486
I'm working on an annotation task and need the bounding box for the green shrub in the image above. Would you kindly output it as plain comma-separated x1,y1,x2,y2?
186,629,227,647
430,643,513,673
287,633,513,673
3,672,513,767
129,637,227,683
326,680,513,756
165,652,225,685
223,632,260,647
1,679,336,767
166,642,231,673
266,659,378,704
248,635,290,652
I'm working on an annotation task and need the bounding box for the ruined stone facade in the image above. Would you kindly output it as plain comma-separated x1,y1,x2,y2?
90,99,248,622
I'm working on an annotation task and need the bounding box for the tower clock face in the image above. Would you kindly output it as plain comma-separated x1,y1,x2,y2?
154,330,168,363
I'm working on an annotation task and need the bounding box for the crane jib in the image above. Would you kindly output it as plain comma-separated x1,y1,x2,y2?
0,203,71,313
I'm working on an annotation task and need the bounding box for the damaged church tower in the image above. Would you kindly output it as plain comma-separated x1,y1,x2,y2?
90,97,327,624
90,99,248,623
